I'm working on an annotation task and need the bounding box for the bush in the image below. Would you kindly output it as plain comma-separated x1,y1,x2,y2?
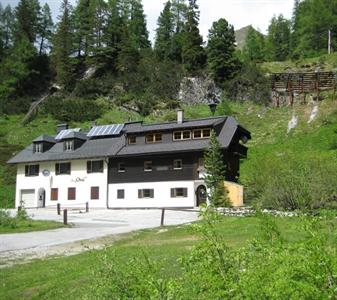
43,96,104,122
0,210,17,228
88,210,337,299
242,152,337,210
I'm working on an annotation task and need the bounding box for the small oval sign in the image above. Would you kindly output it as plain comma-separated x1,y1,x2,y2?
42,169,50,176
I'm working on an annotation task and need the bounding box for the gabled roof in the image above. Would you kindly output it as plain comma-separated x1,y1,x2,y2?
7,115,251,164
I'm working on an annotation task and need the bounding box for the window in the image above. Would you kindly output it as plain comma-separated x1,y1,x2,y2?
68,187,76,200
117,189,125,199
128,136,136,145
51,188,58,201
25,165,39,177
118,162,126,173
193,128,211,139
171,188,188,198
91,187,99,200
146,133,162,143
55,162,71,175
173,159,182,170
173,130,191,141
87,160,103,173
144,161,152,172
34,143,43,153
138,189,154,198
64,140,73,151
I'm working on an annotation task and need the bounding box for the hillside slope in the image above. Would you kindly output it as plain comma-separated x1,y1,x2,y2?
1,98,337,208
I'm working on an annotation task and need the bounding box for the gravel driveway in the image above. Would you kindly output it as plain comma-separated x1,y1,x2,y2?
0,208,199,267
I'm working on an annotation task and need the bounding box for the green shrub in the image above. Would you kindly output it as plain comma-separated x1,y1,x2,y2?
242,152,337,210
0,210,17,228
43,96,103,122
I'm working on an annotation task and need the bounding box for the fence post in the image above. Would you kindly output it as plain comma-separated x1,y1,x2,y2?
57,203,61,215
86,202,89,213
160,208,165,227
63,209,68,225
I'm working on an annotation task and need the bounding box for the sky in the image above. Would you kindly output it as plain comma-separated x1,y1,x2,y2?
2,0,294,42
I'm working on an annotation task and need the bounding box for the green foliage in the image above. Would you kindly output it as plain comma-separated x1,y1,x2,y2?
266,14,291,61
224,61,270,104
43,96,103,122
242,26,266,62
204,130,230,207
244,152,337,210
181,0,205,74
37,3,53,55
207,18,239,86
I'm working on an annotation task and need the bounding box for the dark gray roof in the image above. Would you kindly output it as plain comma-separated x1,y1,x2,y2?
124,117,225,133
62,131,88,140
33,135,56,143
8,115,250,164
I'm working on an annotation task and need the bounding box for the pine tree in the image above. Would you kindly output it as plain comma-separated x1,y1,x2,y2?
14,0,41,44
181,0,205,74
1,5,15,49
37,3,53,55
73,0,91,57
204,129,230,207
207,18,238,85
89,0,108,55
52,0,74,86
129,0,150,49
242,26,266,62
154,1,175,60
266,15,291,61
105,0,124,51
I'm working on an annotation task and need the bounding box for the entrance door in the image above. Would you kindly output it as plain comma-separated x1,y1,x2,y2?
21,189,35,208
196,185,207,206
38,188,46,208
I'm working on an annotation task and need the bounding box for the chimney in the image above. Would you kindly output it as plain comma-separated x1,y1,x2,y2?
177,110,184,124
56,123,68,133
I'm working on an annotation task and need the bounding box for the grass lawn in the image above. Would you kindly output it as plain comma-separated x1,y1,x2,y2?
0,219,65,234
1,215,333,300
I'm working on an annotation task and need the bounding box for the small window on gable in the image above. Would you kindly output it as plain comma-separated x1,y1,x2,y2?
64,140,73,151
25,165,39,177
117,189,125,199
146,133,162,143
118,162,126,173
173,159,182,170
34,143,43,153
128,135,137,145
144,161,152,172
87,160,103,173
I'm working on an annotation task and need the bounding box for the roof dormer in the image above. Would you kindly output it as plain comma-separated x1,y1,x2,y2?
62,131,87,151
32,135,55,153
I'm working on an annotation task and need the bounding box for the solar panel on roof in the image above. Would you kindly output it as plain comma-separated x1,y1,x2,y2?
87,124,124,137
55,128,81,140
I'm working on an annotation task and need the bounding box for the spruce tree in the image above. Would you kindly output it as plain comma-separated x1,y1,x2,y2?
1,5,15,49
204,129,230,207
181,0,205,74
207,18,238,86
154,1,175,60
242,26,265,62
129,0,150,49
73,0,91,57
89,0,108,55
37,3,53,55
14,0,41,44
52,0,74,86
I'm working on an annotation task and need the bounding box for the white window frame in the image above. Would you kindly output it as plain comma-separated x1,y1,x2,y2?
145,133,162,144
173,130,191,141
193,128,211,139
173,159,183,170
35,143,43,153
64,140,74,151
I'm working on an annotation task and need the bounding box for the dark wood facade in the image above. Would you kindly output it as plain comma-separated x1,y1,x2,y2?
108,151,240,184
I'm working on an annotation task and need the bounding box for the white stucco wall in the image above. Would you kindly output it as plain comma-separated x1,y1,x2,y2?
16,159,108,208
108,181,196,208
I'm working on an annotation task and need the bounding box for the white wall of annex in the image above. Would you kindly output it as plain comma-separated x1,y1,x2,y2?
16,159,108,208
108,181,196,208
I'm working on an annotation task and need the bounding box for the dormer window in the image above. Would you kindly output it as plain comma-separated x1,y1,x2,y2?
146,133,162,143
64,140,74,151
34,143,43,153
128,135,137,145
173,130,191,141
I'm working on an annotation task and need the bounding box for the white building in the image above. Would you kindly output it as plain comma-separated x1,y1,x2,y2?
8,112,250,209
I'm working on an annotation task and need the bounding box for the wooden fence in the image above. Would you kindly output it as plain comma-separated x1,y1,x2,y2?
271,72,336,107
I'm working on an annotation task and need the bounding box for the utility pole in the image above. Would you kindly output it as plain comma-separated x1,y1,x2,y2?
328,30,332,55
